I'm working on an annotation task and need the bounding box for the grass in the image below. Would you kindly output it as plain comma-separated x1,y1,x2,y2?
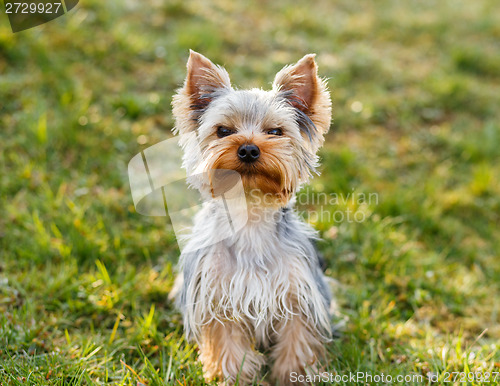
1,0,500,384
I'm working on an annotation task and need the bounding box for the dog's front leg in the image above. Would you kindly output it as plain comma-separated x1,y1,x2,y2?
199,320,264,385
270,315,326,385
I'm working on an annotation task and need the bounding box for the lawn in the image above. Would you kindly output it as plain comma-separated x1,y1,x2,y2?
1,0,500,384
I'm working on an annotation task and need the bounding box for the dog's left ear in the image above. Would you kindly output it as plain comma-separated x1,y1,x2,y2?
273,54,332,149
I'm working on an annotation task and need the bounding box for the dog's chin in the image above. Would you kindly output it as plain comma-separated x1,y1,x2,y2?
208,155,295,207
239,172,292,208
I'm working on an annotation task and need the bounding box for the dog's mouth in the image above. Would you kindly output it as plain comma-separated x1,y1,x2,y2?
236,161,279,178
233,162,294,205
206,161,289,203
205,137,296,204
205,165,290,207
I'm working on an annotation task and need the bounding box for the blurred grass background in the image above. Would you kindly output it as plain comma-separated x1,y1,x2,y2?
1,0,500,384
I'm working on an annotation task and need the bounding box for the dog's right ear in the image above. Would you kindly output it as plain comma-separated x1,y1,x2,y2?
173,51,231,134
186,50,231,107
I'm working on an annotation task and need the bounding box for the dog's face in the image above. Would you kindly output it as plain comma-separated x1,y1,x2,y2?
173,51,331,206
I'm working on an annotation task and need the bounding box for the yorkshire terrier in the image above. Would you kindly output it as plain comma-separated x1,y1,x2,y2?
171,50,333,385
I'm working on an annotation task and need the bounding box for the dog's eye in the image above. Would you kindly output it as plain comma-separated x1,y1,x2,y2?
267,128,283,136
217,126,235,138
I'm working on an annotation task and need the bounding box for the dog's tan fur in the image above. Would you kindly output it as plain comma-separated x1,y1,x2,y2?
270,307,326,385
200,320,265,384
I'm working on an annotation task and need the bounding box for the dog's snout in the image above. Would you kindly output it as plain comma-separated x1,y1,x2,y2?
237,144,260,163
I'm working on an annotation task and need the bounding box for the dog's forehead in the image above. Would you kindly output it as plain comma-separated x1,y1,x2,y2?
204,89,295,129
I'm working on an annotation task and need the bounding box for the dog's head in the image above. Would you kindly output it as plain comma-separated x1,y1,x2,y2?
173,51,331,206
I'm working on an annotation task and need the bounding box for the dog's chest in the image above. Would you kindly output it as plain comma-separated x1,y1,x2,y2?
207,223,304,325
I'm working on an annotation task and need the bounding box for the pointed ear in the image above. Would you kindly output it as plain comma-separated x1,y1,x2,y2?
273,54,331,147
173,51,232,134
185,50,231,109
273,54,319,111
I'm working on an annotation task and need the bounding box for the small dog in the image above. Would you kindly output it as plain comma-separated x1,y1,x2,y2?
171,51,333,385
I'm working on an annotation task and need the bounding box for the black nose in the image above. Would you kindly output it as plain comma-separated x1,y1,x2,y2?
237,144,260,163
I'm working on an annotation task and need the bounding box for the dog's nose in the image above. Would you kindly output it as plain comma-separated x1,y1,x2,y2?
237,144,260,163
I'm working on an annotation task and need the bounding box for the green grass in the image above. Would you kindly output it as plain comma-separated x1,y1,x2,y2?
1,0,500,384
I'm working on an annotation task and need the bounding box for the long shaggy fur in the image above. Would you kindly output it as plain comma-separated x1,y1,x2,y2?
171,51,333,385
